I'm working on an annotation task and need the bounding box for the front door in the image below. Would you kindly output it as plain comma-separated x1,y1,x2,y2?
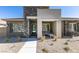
31,23,37,36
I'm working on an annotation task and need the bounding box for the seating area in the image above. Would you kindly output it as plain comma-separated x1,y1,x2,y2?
43,31,55,38
64,31,79,37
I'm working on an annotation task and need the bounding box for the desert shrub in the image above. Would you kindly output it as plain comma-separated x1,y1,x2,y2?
5,37,11,43
10,45,15,49
53,38,57,41
38,37,41,40
50,43,53,46
67,40,70,42
39,36,45,42
42,48,48,53
63,47,70,52
64,42,68,45
52,36,57,42
16,37,22,42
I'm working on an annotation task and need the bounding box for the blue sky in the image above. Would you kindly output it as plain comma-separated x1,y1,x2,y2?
0,6,23,18
0,6,79,18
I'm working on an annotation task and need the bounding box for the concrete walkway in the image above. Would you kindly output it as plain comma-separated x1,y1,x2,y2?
19,38,37,53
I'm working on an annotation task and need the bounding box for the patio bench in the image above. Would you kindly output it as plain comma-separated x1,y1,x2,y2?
44,31,54,38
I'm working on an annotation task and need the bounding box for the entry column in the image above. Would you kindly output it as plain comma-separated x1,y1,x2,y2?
27,19,30,37
37,20,42,38
56,21,62,38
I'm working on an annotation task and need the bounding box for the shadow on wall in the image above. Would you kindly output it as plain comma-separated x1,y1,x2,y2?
0,36,37,43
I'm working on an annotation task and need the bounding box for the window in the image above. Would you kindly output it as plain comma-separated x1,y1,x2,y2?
77,23,79,32
68,23,77,32
8,23,24,32
42,23,50,32
12,23,24,32
32,24,37,33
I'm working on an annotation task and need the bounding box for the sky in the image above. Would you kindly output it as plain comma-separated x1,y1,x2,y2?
0,6,23,18
0,6,79,18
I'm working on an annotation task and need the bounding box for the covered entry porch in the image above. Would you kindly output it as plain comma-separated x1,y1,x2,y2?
28,20,56,38
62,20,79,38
42,21,56,38
37,19,62,38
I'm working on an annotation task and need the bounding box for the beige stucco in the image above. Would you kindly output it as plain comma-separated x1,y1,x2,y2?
37,9,61,19
37,19,62,38
37,9,62,38
37,20,42,38
0,27,7,37
56,20,62,38
0,19,7,37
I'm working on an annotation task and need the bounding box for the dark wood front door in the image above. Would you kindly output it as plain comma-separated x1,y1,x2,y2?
31,23,37,36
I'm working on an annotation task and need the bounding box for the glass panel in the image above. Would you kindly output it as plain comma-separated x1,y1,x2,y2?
77,23,79,32
68,23,72,32
13,23,24,32
73,24,77,31
43,24,47,31
68,23,77,32
32,24,36,33
47,24,49,31
42,23,50,32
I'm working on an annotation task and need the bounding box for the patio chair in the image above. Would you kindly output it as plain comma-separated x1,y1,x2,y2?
43,31,54,38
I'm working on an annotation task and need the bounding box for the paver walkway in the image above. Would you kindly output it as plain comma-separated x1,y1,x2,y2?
19,38,37,53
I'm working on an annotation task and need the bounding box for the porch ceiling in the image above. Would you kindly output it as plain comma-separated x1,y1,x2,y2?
62,17,79,21
27,16,37,19
39,19,59,21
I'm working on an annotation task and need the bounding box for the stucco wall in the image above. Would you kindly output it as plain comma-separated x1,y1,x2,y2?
37,20,42,38
0,19,7,37
37,9,62,38
0,27,7,37
56,21,62,38
37,9,61,19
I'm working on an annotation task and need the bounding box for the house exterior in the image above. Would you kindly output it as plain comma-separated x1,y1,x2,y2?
0,6,79,39
24,6,79,38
